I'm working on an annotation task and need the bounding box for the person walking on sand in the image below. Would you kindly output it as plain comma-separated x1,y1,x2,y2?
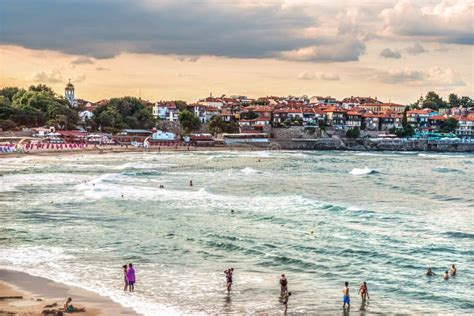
358,282,369,301
450,264,457,276
122,265,128,291
127,263,136,292
280,274,288,296
444,270,449,280
283,291,291,314
426,267,436,276
343,282,350,309
224,268,234,292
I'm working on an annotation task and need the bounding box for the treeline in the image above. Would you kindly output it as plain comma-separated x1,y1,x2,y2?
0,85,79,131
413,92,473,111
0,85,157,133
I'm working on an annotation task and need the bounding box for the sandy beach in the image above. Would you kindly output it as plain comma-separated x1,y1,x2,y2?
0,144,265,159
0,269,136,316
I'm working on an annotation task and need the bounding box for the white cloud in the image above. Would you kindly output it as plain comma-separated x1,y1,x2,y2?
32,69,63,83
297,71,340,81
380,48,401,59
281,39,365,62
380,0,474,45
376,66,465,87
71,56,95,65
405,43,428,55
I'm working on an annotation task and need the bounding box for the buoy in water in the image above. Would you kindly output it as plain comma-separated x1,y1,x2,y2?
310,230,315,235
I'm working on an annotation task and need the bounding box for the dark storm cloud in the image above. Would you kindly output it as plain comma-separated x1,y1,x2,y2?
0,0,328,60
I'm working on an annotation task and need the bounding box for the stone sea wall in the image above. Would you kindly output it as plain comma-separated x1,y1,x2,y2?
270,138,474,152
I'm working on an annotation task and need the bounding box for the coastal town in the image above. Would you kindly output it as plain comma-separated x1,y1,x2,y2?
1,81,473,153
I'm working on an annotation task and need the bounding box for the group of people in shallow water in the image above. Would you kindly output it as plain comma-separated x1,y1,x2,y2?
112,262,458,313
426,264,457,280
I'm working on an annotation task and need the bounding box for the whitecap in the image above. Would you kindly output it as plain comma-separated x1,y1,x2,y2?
349,167,377,175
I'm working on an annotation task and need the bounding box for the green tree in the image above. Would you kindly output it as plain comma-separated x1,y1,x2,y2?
402,106,409,130
422,91,447,110
178,109,201,134
92,97,156,133
459,96,473,107
0,87,20,103
240,111,259,120
346,127,360,138
448,93,460,107
440,117,458,133
208,115,239,135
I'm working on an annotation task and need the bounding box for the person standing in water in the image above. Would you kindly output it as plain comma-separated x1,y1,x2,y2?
450,264,457,276
426,267,436,276
280,274,288,296
443,271,449,280
127,263,136,292
358,282,369,301
122,265,128,291
283,291,291,314
224,268,234,292
343,282,350,309
189,180,193,187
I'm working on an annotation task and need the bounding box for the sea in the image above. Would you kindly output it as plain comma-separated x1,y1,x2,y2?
0,150,473,315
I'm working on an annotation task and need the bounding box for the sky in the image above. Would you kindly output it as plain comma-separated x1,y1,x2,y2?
0,0,472,104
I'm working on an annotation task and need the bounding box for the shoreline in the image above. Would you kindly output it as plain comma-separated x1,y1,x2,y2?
1,144,473,159
0,269,136,316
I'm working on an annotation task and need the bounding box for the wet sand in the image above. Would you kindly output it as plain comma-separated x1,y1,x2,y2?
0,269,136,316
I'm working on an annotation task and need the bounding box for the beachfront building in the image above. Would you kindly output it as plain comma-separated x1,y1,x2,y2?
456,115,474,140
153,102,179,122
114,129,152,145
323,106,346,130
407,109,436,130
346,111,363,129
359,102,406,113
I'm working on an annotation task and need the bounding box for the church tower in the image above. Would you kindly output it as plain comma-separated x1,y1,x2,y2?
65,79,76,107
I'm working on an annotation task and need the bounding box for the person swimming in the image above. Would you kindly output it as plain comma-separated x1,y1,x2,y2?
443,270,449,280
64,297,85,313
426,267,436,276
343,282,350,309
189,180,193,187
450,264,457,276
280,274,288,296
358,282,369,301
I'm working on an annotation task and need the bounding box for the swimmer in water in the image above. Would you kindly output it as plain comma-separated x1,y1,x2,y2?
189,180,193,187
450,264,457,276
443,271,449,280
426,267,436,276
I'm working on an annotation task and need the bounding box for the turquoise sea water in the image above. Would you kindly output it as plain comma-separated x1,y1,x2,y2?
0,151,473,315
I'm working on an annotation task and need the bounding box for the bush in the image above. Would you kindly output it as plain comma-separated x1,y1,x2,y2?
0,119,18,131
346,127,360,138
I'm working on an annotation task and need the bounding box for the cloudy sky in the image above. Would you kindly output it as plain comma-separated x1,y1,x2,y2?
0,0,472,103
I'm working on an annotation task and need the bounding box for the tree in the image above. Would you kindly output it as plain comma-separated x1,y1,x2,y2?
449,93,460,107
0,87,20,103
440,117,458,133
92,97,156,133
459,96,473,107
240,111,258,120
402,106,409,130
346,127,360,138
422,91,447,110
178,109,201,134
208,115,239,135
